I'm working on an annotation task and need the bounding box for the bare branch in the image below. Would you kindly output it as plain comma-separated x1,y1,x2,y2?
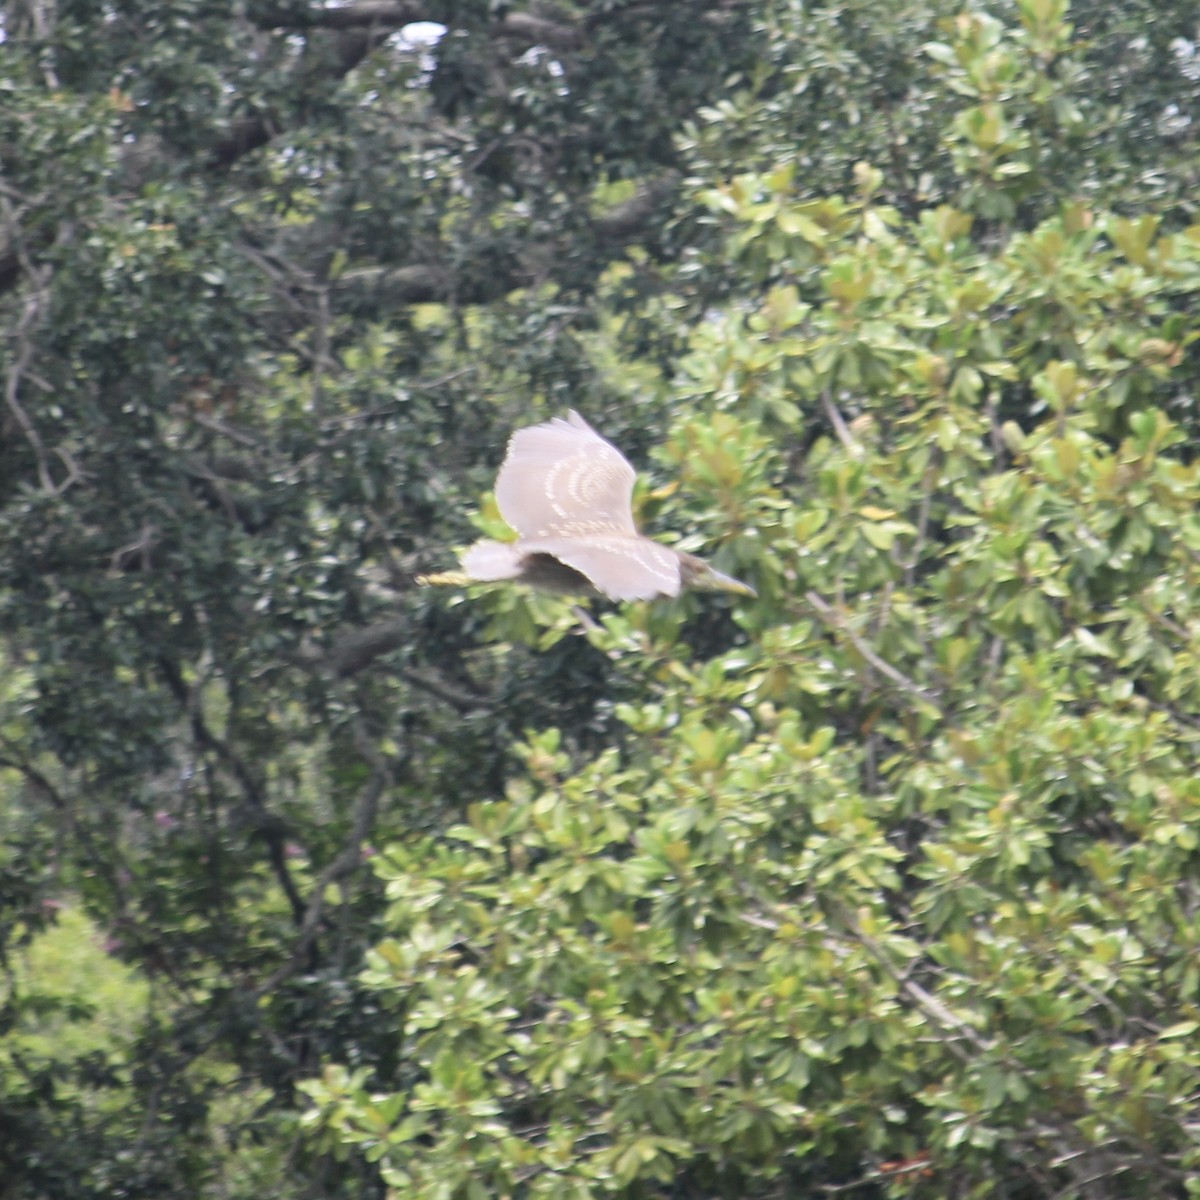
210,29,385,168
261,3,583,52
806,590,943,712
255,714,392,996
157,656,308,929
819,389,862,455
4,291,56,492
594,172,680,242
0,194,66,492
496,12,583,52
317,619,412,677
259,1,426,30
333,173,680,307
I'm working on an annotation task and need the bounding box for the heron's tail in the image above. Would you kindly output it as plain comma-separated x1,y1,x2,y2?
461,540,525,580
416,540,524,587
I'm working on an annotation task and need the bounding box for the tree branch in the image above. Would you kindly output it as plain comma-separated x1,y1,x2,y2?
255,713,392,995
806,590,943,712
261,2,583,52
313,618,412,677
332,173,680,306
209,29,385,168
157,657,308,930
260,1,427,30
0,27,387,294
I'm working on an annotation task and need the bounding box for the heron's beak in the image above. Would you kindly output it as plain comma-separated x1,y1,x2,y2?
704,567,757,598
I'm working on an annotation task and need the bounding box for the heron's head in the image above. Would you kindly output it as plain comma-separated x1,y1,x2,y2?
677,552,756,598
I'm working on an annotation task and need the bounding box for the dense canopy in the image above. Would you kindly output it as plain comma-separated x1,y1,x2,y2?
2,1,1200,1197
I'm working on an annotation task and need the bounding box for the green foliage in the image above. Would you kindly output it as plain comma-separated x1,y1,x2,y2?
6,906,150,1057
303,3,1200,1196
3,0,1200,1196
309,305,1200,1192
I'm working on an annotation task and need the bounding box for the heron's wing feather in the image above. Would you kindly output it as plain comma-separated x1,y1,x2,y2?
523,534,681,601
494,411,638,538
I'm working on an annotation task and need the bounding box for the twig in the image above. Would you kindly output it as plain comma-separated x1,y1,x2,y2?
819,389,861,455
806,590,942,711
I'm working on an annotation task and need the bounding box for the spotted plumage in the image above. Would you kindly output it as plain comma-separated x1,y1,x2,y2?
425,411,755,602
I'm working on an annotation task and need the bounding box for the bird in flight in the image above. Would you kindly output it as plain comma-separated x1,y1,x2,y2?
420,411,755,601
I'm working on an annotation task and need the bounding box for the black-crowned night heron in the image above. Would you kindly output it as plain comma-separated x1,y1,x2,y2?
420,411,755,601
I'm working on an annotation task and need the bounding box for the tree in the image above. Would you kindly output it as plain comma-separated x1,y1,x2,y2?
2,0,1199,1197
0,0,767,1194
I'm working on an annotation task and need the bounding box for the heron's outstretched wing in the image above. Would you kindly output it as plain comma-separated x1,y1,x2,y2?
521,534,681,602
494,411,638,539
